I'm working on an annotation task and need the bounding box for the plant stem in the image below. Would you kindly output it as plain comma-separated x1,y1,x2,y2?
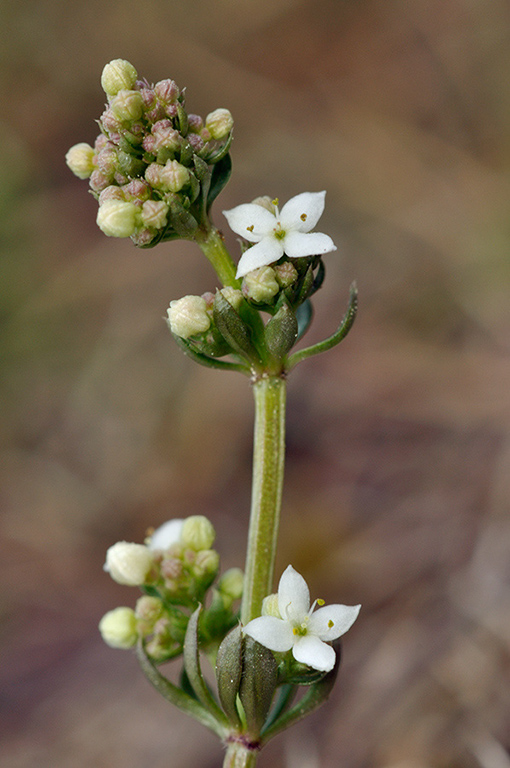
195,225,240,288
223,741,259,768
241,375,286,625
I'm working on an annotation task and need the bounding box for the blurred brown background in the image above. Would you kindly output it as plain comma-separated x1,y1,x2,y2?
2,1,510,766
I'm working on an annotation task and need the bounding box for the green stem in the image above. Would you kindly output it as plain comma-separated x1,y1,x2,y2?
223,740,260,768
195,225,240,288
241,375,286,625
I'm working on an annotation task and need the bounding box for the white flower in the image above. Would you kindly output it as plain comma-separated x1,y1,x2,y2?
243,565,360,672
223,192,337,279
148,519,184,550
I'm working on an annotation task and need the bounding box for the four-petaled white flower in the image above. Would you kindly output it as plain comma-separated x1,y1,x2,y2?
243,565,360,672
223,192,337,279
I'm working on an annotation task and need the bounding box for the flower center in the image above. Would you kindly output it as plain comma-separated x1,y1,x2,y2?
273,223,286,240
292,617,309,637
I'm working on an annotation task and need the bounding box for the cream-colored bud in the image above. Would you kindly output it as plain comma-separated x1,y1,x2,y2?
261,593,281,618
194,548,220,576
101,59,138,97
97,200,138,238
217,567,244,601
135,595,164,623
242,265,279,303
159,159,189,193
141,200,168,230
104,541,154,585
110,89,144,122
219,287,243,312
205,108,234,140
167,295,210,339
181,515,216,551
99,607,138,648
65,142,95,179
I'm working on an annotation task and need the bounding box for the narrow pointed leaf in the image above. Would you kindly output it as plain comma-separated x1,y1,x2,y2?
213,290,258,361
183,606,228,725
207,153,232,210
239,637,278,738
260,641,342,744
171,333,250,374
287,282,358,370
136,641,227,738
295,299,313,341
264,299,298,360
215,625,243,728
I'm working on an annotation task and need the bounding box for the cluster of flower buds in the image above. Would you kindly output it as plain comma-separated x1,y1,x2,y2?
66,59,233,246
99,516,243,661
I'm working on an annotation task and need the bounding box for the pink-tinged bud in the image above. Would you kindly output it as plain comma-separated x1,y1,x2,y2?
142,135,157,154
101,59,138,97
94,133,109,152
65,142,95,179
110,89,144,122
152,121,181,152
158,159,189,193
122,179,150,202
141,200,168,229
205,108,233,140
95,144,117,175
167,295,211,338
154,79,179,104
187,133,204,153
145,104,167,124
140,87,156,110
89,169,113,192
130,228,155,247
98,185,125,205
99,107,122,134
145,162,163,188
187,114,203,133
165,103,178,119
97,200,138,238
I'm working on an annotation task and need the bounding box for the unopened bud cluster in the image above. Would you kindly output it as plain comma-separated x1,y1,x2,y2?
66,59,233,246
166,254,325,375
100,515,242,660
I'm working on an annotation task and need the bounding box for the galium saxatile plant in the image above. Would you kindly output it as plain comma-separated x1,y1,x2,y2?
67,58,360,767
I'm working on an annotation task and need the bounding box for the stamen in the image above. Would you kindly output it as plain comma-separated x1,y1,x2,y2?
328,619,334,629
300,213,307,221
317,598,325,606
246,225,254,232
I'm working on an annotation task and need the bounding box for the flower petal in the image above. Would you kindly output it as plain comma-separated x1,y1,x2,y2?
243,615,295,652
223,204,276,243
235,237,284,278
148,519,184,550
279,191,326,233
283,231,337,258
292,634,336,672
278,565,310,624
308,603,361,641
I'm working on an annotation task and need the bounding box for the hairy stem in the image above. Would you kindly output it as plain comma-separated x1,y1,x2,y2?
241,375,286,625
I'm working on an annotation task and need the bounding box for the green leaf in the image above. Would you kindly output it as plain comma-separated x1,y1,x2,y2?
264,298,298,360
295,299,313,341
215,625,244,728
183,607,228,725
136,640,227,738
213,290,259,362
239,636,278,738
171,332,250,374
286,282,358,370
260,640,342,744
207,154,232,211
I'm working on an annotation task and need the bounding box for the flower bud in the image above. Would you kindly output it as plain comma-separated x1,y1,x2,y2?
110,89,144,122
217,567,244,601
122,179,150,202
219,287,243,312
101,59,138,97
141,200,168,229
97,200,138,238
274,260,299,288
261,592,281,618
65,142,95,179
193,548,220,577
158,159,190,193
167,295,211,339
242,265,279,303
205,108,234,140
181,515,216,551
99,607,138,648
187,114,203,133
98,185,125,205
104,541,154,585
135,595,164,623
154,79,179,104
